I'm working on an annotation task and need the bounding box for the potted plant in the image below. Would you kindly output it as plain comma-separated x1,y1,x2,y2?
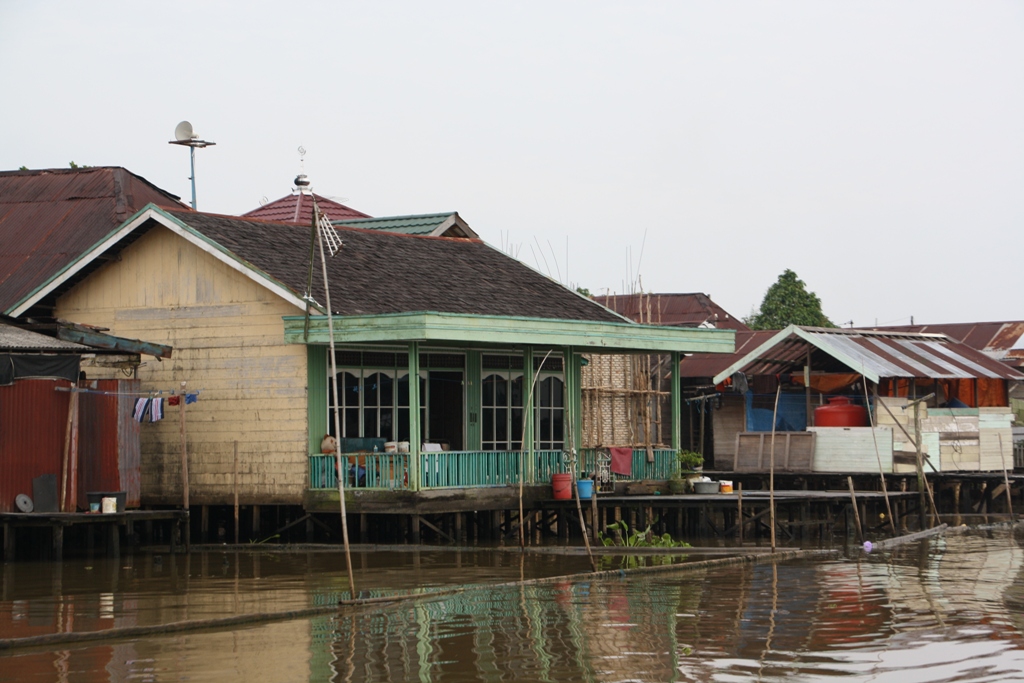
668,450,704,494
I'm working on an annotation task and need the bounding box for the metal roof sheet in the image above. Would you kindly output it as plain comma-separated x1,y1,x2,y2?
710,326,1024,385
336,212,478,238
593,293,751,331
242,192,369,224
0,167,183,314
872,321,1024,360
679,330,776,378
0,322,88,352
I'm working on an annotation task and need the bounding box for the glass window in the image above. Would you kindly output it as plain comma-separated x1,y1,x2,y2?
482,372,523,451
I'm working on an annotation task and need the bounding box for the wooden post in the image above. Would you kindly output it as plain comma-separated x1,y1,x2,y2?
179,381,189,512
769,384,781,552
737,482,744,543
233,440,240,544
61,388,76,512
671,351,681,451
914,400,927,529
805,351,812,427
998,433,1014,518
847,476,864,543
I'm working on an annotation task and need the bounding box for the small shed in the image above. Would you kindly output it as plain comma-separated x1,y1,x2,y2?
0,321,169,512
682,326,1024,474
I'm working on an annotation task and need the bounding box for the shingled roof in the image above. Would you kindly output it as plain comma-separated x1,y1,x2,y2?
167,210,623,322
0,167,184,314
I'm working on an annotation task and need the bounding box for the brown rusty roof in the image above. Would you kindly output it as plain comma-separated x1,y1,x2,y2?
872,321,1024,363
242,192,369,223
167,209,626,322
0,167,184,314
707,326,1024,384
594,293,751,331
679,330,776,378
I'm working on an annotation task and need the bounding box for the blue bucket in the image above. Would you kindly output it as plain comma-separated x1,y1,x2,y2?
576,479,594,499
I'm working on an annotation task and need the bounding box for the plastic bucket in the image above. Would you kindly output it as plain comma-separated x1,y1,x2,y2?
576,479,594,499
720,480,733,493
552,473,573,500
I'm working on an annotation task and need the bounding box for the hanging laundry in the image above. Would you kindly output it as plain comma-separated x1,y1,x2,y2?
185,392,198,404
609,447,633,476
133,398,150,423
150,397,164,422
167,395,180,406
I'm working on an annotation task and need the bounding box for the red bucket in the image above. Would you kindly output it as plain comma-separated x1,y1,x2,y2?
552,473,573,500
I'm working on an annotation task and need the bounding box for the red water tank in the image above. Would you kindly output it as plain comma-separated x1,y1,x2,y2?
814,396,868,427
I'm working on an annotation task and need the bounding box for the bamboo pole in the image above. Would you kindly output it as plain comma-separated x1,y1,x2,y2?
518,349,551,549
864,381,896,535
233,440,239,545
60,388,75,512
847,476,864,543
68,390,79,512
315,203,357,599
999,433,1014,518
179,381,189,512
769,384,780,552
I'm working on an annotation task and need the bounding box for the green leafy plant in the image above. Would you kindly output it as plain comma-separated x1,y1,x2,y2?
598,519,691,569
674,450,704,477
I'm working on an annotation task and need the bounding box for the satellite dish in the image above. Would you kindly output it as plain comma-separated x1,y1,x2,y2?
15,493,33,513
174,121,195,142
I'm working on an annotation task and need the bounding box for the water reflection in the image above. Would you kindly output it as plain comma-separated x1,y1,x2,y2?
2,530,1024,682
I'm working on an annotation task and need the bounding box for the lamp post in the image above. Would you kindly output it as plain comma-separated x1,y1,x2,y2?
168,121,216,210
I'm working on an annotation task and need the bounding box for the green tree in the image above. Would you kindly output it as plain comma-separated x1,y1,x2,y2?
745,269,834,330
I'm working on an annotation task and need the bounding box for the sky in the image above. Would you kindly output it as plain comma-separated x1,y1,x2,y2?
1,1,1021,327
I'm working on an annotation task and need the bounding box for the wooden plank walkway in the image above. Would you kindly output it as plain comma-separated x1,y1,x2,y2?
1,510,189,562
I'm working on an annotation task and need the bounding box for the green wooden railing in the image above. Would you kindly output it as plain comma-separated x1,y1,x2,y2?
309,447,678,491
309,453,410,490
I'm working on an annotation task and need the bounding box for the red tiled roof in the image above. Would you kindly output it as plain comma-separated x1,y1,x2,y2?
594,293,750,331
0,167,184,314
242,192,369,224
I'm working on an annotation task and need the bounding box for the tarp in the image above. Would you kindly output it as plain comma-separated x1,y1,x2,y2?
0,354,80,385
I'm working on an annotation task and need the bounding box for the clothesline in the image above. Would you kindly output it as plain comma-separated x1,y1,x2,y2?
55,386,204,397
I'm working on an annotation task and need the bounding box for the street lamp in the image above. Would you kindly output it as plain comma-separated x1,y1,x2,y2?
168,121,216,210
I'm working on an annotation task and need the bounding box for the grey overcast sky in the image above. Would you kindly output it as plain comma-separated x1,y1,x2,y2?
1,1,1021,327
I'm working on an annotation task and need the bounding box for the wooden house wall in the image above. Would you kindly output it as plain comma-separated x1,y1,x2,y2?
712,394,745,470
55,227,308,505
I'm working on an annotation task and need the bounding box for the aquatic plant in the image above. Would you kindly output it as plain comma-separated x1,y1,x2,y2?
598,519,691,569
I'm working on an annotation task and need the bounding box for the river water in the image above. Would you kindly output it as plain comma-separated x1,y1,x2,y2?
2,528,1023,682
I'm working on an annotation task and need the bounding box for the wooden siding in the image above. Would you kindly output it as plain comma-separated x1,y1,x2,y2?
55,226,308,505
712,394,745,470
733,432,815,472
809,427,893,473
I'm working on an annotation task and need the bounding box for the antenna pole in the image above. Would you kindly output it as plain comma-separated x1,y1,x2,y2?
316,203,356,599
189,146,197,210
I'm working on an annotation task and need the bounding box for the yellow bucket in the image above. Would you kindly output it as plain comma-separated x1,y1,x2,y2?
719,481,733,494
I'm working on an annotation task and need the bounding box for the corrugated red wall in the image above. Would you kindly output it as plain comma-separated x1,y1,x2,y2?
78,379,141,508
0,378,72,513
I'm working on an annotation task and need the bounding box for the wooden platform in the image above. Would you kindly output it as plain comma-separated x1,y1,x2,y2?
1,510,189,562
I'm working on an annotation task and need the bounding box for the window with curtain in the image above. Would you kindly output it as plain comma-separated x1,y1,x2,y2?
329,368,426,440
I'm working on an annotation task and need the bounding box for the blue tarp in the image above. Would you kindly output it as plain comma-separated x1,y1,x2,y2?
745,391,807,432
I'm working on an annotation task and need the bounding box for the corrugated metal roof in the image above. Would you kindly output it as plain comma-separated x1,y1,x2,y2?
242,192,369,223
0,167,183,314
0,321,88,351
710,326,1024,385
872,321,1024,361
594,293,750,331
336,212,477,238
679,330,776,378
